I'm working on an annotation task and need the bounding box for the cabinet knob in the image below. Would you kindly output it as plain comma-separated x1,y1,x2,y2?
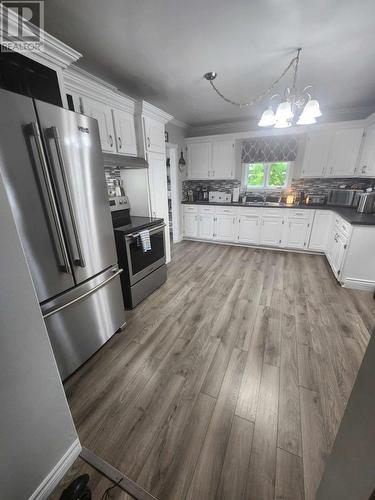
118,137,122,149
109,134,113,147
147,137,150,148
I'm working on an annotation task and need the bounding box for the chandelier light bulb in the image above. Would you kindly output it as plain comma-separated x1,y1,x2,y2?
258,108,276,127
296,113,317,125
274,119,292,129
302,99,322,118
275,101,294,121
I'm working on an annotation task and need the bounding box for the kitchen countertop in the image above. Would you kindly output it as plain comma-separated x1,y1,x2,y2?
181,200,375,226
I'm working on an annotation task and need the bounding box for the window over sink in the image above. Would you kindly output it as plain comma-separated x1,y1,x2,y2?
243,161,292,190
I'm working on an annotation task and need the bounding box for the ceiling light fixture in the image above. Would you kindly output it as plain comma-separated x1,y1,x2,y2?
204,48,322,128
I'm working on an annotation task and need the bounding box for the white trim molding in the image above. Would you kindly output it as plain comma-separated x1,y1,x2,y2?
64,66,136,113
170,118,191,129
135,101,173,124
29,439,81,500
342,278,375,292
0,6,81,68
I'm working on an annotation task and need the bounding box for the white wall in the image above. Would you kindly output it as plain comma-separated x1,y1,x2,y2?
316,328,375,500
0,172,80,499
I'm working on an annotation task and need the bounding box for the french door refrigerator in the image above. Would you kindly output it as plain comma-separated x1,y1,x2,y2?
0,88,125,380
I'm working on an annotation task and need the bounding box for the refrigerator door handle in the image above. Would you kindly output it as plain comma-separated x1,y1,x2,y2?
42,267,123,319
48,125,86,268
30,122,72,275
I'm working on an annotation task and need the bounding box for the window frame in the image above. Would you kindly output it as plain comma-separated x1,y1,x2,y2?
242,161,293,191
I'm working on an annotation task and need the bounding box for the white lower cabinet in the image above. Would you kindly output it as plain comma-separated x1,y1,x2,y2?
260,216,284,247
308,210,332,251
183,212,199,238
199,213,215,239
215,214,237,242
238,215,260,244
284,218,310,249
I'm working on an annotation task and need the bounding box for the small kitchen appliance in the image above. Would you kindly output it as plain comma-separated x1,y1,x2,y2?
209,191,231,203
357,192,375,213
327,189,358,207
305,194,327,206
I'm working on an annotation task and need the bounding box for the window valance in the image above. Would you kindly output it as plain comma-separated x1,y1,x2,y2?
241,135,298,163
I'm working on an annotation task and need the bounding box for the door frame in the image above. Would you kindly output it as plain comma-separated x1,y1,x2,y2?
166,143,183,243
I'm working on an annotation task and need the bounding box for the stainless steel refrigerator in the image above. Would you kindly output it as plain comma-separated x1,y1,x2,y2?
0,89,125,380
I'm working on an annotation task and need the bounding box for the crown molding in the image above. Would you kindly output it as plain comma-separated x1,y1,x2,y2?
169,118,191,129
64,65,136,112
0,6,81,68
135,101,173,124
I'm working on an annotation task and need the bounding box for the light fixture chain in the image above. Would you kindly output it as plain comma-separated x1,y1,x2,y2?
208,51,299,108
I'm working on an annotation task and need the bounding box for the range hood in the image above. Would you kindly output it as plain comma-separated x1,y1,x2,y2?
103,152,148,169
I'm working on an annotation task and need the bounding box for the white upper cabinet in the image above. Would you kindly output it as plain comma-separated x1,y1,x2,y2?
211,140,235,179
144,116,166,154
327,128,363,177
302,132,332,178
80,96,116,152
358,121,375,177
187,142,211,179
301,128,364,178
186,140,235,180
112,109,137,156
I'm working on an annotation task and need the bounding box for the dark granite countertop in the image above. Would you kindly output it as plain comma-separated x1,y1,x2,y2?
181,200,375,226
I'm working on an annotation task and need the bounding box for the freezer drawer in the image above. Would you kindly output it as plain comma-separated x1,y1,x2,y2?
42,267,125,380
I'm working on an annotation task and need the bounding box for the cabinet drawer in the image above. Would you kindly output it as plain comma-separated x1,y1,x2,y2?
333,215,351,238
214,206,238,215
288,209,311,218
183,205,198,214
239,207,263,216
198,205,215,214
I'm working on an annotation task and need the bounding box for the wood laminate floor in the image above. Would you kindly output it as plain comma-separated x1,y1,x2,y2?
63,241,374,500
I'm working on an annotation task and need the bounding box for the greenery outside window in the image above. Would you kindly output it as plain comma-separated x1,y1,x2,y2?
243,161,291,190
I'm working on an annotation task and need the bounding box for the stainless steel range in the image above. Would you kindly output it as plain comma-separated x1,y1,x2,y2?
111,196,167,308
0,88,125,380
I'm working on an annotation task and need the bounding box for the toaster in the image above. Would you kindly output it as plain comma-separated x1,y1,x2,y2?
305,194,327,206
209,191,231,203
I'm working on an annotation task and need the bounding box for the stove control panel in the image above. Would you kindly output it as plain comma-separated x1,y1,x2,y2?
109,196,130,212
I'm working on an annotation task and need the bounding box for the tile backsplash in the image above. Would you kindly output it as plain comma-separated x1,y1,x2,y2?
182,177,375,201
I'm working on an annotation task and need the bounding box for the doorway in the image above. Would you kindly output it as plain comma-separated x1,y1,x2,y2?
166,143,182,243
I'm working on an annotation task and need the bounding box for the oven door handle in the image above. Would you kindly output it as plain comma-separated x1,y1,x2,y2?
125,223,166,240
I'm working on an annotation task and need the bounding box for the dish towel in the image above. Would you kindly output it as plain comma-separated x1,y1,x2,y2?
139,229,151,252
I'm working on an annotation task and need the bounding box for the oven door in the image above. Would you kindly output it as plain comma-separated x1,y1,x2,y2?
125,224,166,285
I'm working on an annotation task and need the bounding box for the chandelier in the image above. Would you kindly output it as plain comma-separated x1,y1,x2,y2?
204,48,322,128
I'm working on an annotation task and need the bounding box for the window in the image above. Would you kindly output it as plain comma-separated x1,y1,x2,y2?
243,161,291,190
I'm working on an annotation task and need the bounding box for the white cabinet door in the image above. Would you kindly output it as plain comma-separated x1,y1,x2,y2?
302,132,332,178
199,213,214,239
284,217,310,249
184,213,199,238
308,211,332,251
327,128,363,177
144,117,165,154
358,122,375,177
260,216,284,246
81,96,115,152
187,142,211,179
215,214,237,242
211,140,235,179
147,152,170,261
112,109,137,156
238,215,260,244
335,233,348,279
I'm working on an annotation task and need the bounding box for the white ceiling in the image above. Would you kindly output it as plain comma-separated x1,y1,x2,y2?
45,0,375,126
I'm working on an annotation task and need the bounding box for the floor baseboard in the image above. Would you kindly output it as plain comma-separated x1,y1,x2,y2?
29,439,81,500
